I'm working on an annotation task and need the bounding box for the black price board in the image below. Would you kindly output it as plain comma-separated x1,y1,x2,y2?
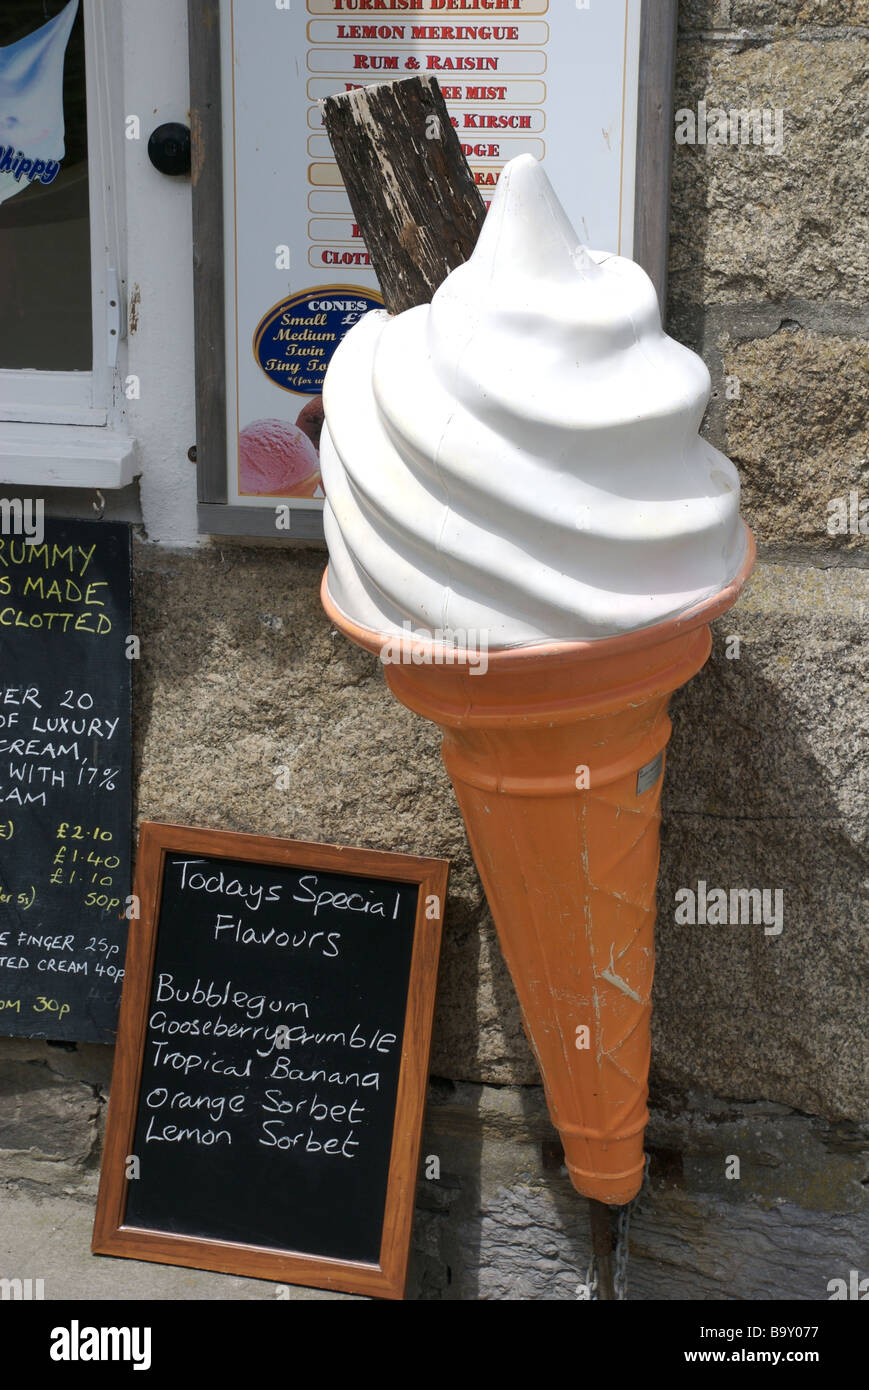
94,823,448,1299
0,517,132,1043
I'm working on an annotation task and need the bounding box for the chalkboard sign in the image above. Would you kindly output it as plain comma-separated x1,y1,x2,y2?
93,822,448,1299
0,517,132,1043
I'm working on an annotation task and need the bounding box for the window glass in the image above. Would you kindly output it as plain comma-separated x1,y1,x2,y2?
0,0,91,371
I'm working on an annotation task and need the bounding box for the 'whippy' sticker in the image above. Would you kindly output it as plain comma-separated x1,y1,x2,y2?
0,0,79,205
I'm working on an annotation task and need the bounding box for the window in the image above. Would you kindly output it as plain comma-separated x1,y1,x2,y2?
0,0,135,486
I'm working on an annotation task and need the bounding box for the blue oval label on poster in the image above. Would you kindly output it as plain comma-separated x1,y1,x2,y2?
253,284,384,395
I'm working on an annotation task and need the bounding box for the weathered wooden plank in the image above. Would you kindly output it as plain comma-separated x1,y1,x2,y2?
321,76,487,314
188,0,227,504
634,0,678,311
196,504,325,542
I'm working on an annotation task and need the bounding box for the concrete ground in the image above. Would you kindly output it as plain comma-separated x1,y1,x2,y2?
0,1187,360,1300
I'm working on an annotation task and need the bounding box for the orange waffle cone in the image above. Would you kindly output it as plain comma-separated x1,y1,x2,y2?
321,530,755,1205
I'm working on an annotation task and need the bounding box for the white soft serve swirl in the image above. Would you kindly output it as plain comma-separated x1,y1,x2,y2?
320,154,747,648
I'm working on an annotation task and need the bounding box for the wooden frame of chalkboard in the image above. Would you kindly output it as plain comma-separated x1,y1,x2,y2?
92,822,448,1299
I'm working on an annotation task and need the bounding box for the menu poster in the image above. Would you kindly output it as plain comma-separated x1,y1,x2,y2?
216,0,643,519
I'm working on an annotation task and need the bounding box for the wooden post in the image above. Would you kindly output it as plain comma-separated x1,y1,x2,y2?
321,76,487,315
588,1199,616,1300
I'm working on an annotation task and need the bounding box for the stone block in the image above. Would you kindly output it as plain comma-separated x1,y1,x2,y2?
720,329,869,549
680,0,733,30
669,38,868,305
655,564,868,1120
411,1082,869,1299
731,1,869,26
0,1059,98,1174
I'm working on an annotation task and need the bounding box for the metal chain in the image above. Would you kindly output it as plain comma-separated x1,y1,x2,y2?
613,1154,650,1301
613,1200,633,1300
577,1156,649,1302
579,1255,600,1301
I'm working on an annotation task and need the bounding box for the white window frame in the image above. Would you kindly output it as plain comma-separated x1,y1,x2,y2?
0,0,137,487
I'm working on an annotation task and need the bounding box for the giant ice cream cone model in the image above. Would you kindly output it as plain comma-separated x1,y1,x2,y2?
318,155,755,1205
321,554,753,1204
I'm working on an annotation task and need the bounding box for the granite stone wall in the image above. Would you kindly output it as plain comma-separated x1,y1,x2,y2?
661,0,868,1126
1,0,866,1299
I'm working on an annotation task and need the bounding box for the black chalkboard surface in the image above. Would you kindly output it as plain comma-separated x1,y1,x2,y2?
94,822,448,1299
0,517,132,1042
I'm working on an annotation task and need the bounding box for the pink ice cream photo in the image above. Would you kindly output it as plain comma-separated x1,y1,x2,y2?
238,417,321,497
